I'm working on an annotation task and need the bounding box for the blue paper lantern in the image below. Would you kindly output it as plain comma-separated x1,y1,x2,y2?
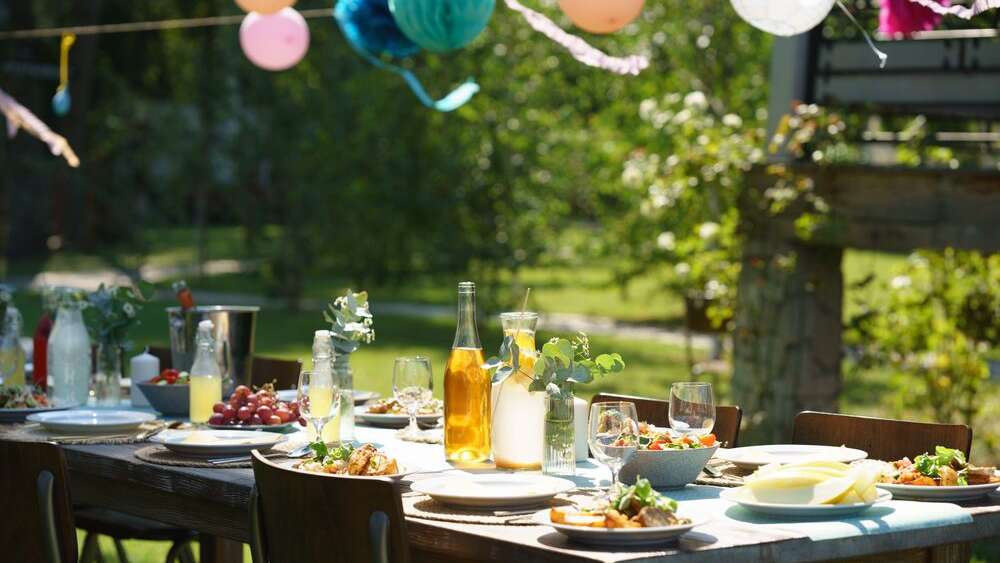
388,0,495,52
334,0,480,112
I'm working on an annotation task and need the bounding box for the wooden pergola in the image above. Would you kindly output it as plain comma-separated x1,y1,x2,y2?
731,28,1000,443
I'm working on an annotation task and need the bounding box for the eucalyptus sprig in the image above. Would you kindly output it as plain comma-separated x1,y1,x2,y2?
83,283,148,350
323,289,375,355
485,332,625,398
0,285,12,331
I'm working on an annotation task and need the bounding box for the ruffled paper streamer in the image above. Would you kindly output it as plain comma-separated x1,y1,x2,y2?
503,0,649,76
334,0,478,112
836,0,888,68
0,87,79,167
880,0,947,35
903,0,1000,19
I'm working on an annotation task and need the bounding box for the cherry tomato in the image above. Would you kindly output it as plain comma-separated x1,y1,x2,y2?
648,442,662,451
699,434,717,447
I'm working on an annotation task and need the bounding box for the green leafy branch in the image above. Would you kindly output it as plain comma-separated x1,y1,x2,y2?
485,332,625,398
323,289,375,355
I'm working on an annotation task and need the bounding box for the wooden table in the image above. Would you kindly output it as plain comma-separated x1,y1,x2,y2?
62,441,1000,563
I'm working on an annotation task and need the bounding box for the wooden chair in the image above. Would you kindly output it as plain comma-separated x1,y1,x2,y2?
0,440,77,563
251,356,302,390
251,450,411,563
590,392,743,447
792,411,973,461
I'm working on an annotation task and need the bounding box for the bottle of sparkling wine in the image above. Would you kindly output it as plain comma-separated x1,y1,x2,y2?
444,282,491,463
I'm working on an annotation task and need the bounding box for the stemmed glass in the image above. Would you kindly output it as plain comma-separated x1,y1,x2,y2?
588,401,639,497
393,356,434,439
296,370,341,443
668,382,715,439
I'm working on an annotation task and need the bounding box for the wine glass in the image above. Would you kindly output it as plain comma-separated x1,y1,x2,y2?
668,382,715,439
588,401,639,497
393,356,433,439
296,370,341,443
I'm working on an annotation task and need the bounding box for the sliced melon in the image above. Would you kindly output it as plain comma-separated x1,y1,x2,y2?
781,460,851,473
747,476,855,505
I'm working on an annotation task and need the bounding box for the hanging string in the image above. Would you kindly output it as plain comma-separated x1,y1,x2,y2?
0,9,333,40
57,34,76,88
837,0,889,68
903,0,1000,19
503,0,649,76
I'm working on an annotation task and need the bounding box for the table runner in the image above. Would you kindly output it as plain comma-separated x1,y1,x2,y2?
0,421,165,445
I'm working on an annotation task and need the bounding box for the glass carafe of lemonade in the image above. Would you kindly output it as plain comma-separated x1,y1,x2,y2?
444,282,491,463
310,330,341,443
492,312,545,470
188,320,222,423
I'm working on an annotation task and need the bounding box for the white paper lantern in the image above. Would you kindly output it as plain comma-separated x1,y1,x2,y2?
730,0,835,36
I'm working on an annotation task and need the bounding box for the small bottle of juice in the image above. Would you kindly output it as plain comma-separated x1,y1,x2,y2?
188,320,222,423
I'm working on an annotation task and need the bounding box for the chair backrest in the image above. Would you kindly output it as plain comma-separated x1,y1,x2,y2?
0,441,77,563
792,411,973,461
251,357,302,390
590,393,742,447
148,345,172,370
251,451,411,563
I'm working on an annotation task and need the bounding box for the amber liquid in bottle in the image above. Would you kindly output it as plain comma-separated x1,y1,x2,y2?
444,282,492,463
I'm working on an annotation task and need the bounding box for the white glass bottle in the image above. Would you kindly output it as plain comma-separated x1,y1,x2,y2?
48,304,92,407
310,330,341,443
0,306,26,386
188,320,222,423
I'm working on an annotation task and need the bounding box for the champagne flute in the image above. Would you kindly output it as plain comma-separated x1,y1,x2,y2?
588,401,639,497
296,370,341,443
393,356,433,439
668,382,715,439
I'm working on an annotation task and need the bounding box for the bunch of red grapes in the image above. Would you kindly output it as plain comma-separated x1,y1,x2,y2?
207,384,304,427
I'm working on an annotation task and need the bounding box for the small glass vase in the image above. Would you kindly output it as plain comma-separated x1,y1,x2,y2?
94,342,123,406
543,391,576,476
333,353,354,442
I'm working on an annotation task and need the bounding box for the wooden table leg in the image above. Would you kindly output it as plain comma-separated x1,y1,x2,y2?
199,535,244,563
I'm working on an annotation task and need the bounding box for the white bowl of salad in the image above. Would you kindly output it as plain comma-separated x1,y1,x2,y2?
619,422,720,489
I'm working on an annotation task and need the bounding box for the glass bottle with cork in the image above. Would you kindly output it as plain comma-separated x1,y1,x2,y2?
188,320,222,423
444,282,491,463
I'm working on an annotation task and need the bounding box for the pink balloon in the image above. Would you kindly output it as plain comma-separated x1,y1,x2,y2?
239,8,310,71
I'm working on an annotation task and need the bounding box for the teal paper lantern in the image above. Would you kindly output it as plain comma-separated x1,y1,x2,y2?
388,0,495,52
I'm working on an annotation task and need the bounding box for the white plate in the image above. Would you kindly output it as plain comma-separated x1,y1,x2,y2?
0,405,70,424
150,429,285,457
877,478,1000,502
720,487,892,517
715,444,868,469
26,409,156,434
410,474,576,510
354,406,442,429
534,510,705,547
277,389,380,405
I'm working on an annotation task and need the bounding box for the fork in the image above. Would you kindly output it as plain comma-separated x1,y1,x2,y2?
207,444,313,465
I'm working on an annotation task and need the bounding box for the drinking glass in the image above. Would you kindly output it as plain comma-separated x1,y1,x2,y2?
668,382,715,438
296,370,341,443
588,401,639,497
393,356,434,439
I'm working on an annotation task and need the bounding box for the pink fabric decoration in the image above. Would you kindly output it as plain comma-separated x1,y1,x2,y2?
880,0,946,35
0,87,79,167
503,0,649,76
239,8,310,71
901,0,1000,20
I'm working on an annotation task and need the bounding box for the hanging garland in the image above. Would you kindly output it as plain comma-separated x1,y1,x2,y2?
903,0,1000,19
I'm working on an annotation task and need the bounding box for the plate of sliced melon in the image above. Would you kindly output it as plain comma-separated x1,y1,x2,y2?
720,460,892,518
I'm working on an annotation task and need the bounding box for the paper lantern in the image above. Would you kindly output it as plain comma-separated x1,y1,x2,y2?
730,0,835,36
234,0,297,14
557,0,645,34
239,8,310,71
336,0,421,58
334,0,480,112
388,0,495,52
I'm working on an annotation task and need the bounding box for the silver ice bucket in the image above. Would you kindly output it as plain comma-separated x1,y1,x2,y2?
167,305,259,393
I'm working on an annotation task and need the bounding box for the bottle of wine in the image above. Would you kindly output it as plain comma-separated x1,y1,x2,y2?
443,282,491,463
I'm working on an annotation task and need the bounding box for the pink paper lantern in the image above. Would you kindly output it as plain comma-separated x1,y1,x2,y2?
239,8,310,71
234,0,297,15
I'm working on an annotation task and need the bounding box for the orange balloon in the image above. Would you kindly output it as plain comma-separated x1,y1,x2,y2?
557,0,645,34
234,0,296,15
